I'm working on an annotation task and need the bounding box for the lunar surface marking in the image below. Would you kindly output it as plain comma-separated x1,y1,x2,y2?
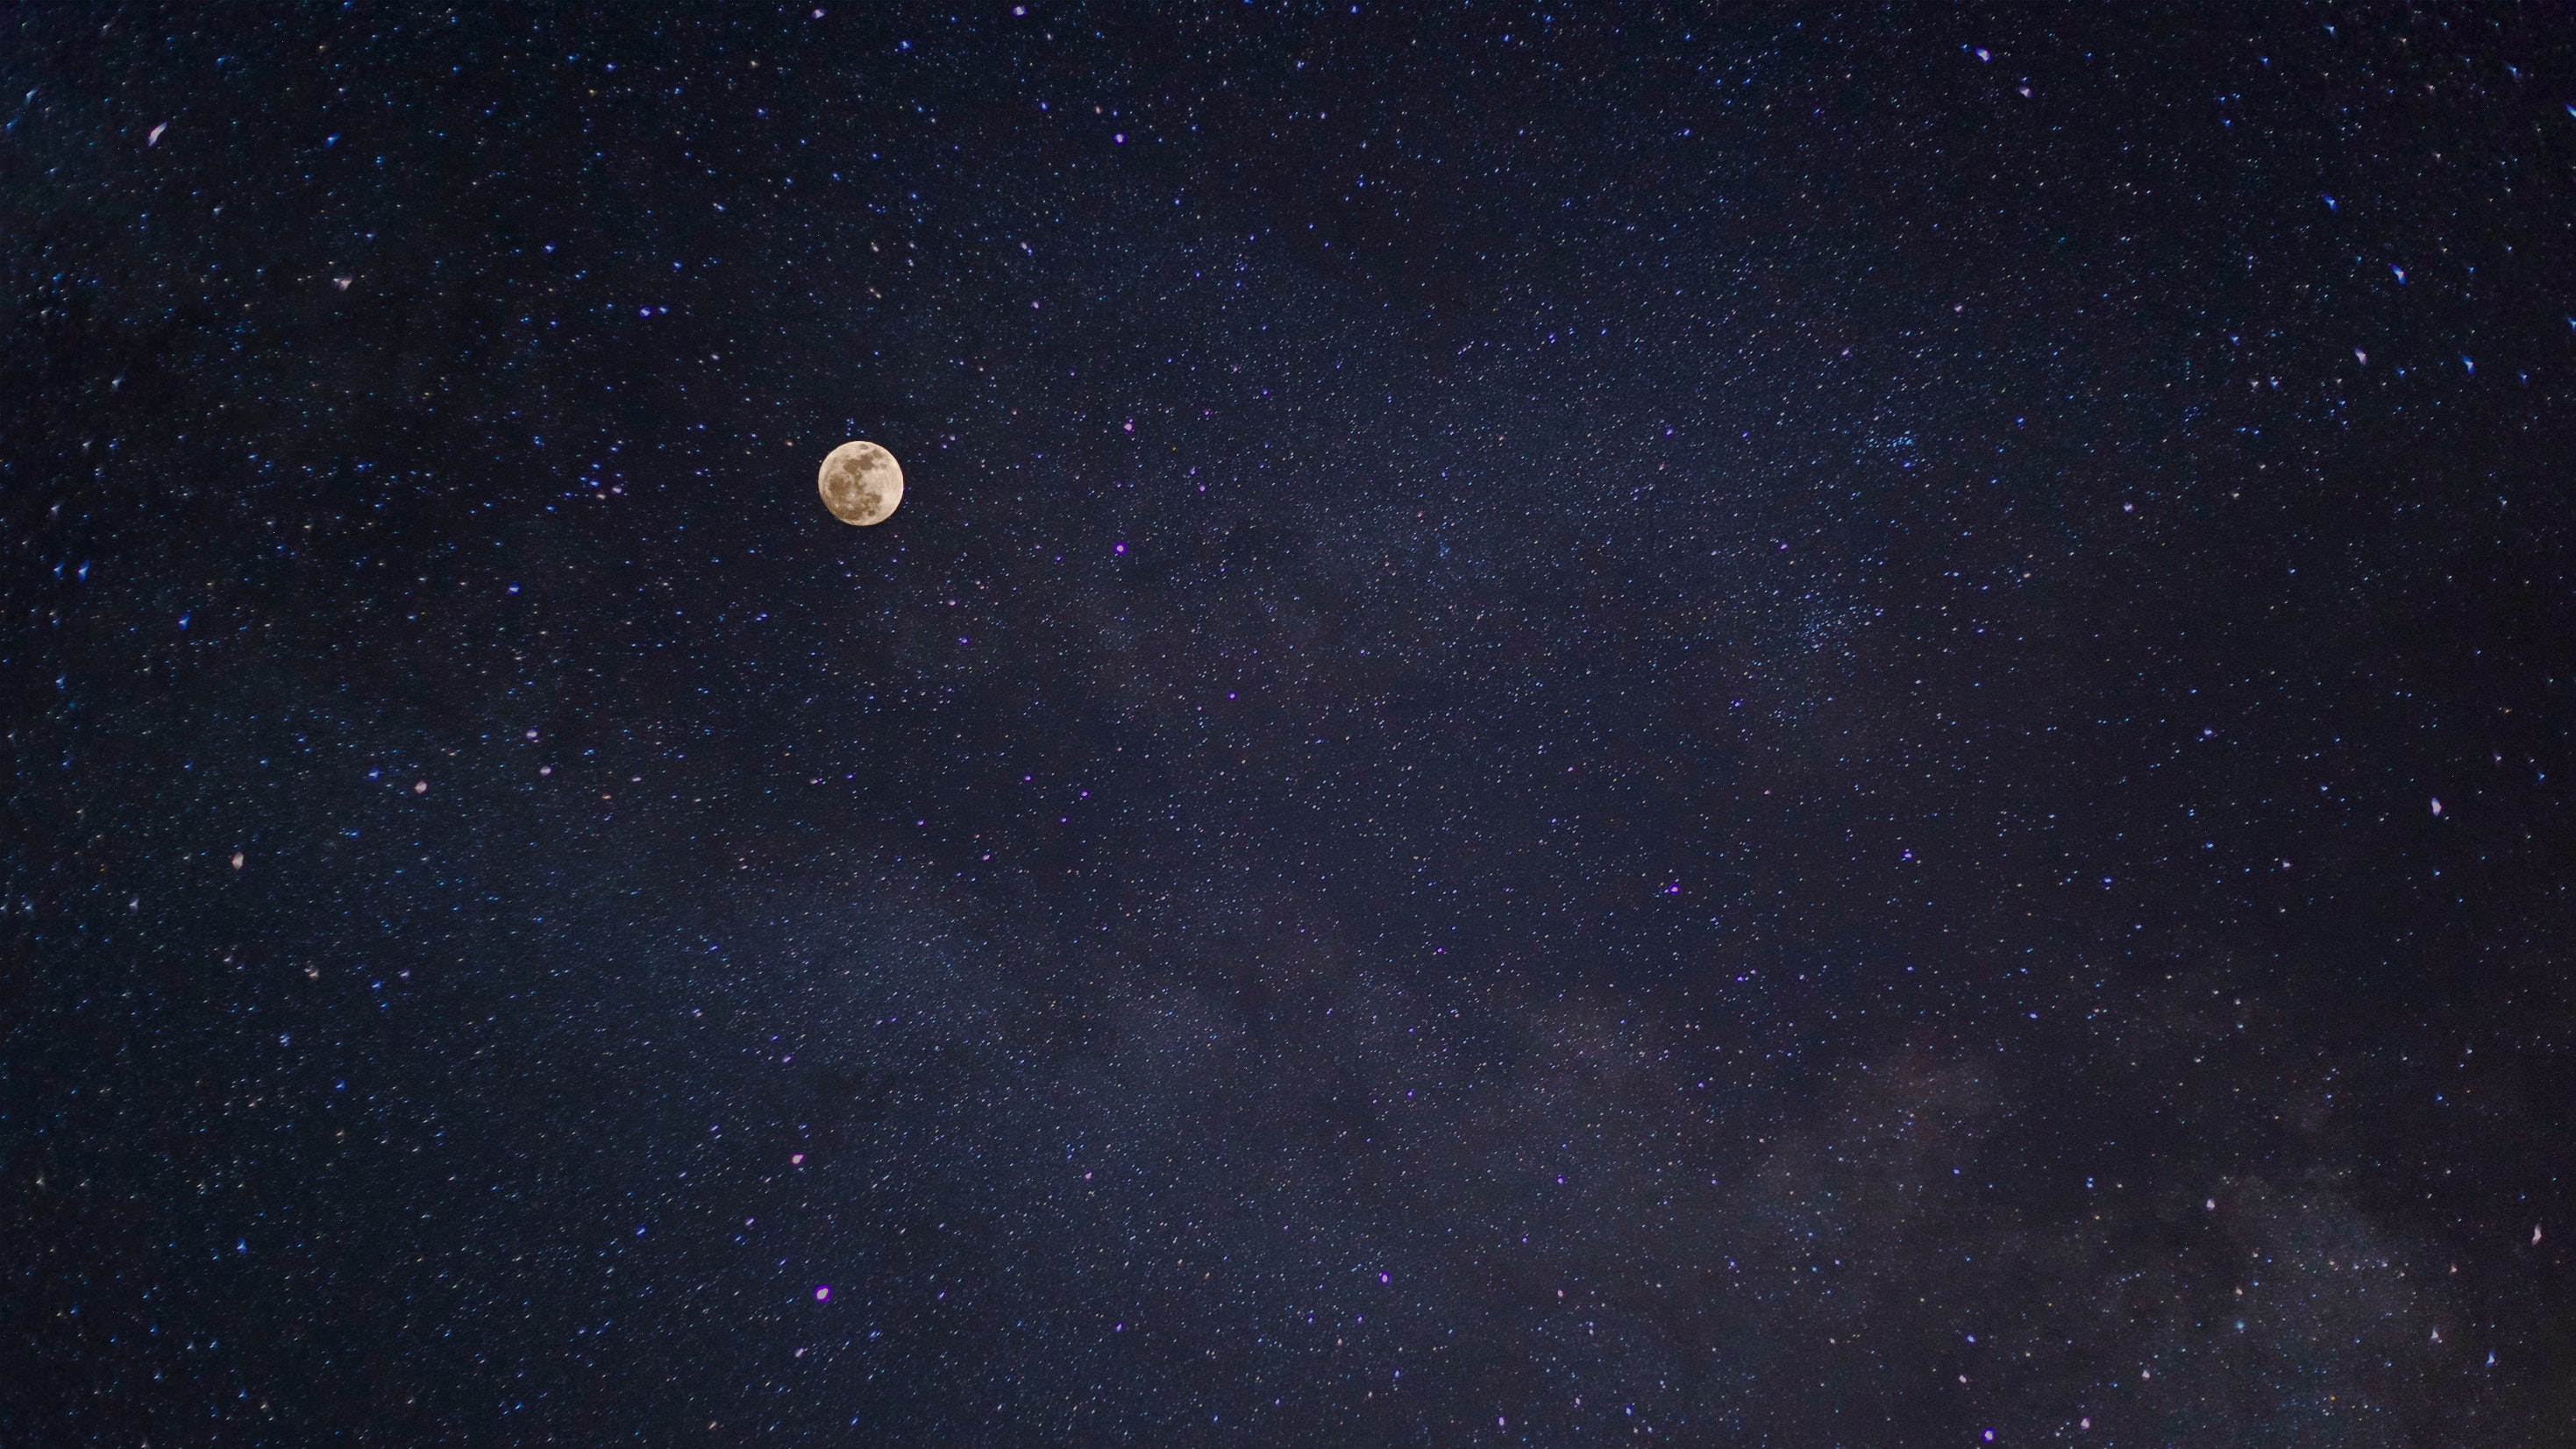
818,441,903,525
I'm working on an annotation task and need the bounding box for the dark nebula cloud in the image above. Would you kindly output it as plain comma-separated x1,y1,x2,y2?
7,2,2573,1443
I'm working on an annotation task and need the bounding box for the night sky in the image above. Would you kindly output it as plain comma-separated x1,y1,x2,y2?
10,3,2576,1443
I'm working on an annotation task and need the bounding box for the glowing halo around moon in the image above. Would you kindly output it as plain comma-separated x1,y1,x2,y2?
817,440,903,526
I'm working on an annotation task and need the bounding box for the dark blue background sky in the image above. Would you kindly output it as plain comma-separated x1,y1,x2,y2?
9,2,2574,1442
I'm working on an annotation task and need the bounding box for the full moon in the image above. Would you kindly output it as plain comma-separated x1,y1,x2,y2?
817,441,903,526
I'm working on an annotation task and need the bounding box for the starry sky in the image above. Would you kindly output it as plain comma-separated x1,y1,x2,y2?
9,2,2576,1443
